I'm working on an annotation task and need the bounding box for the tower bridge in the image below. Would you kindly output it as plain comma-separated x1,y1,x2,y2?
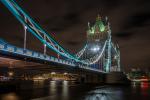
0,0,121,83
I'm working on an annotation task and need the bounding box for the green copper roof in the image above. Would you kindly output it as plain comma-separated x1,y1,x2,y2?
95,16,105,32
97,20,105,32
88,16,105,35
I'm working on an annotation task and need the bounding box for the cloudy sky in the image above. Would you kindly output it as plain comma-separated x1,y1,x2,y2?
0,0,150,71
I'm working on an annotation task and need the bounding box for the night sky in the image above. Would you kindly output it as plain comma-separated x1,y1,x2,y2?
0,0,150,72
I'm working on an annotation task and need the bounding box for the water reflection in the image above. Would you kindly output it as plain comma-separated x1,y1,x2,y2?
1,93,19,100
141,82,149,89
84,87,122,100
49,81,57,95
0,81,150,100
140,82,149,97
62,81,69,100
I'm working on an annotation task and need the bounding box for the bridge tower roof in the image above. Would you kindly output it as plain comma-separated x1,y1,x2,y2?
87,14,106,35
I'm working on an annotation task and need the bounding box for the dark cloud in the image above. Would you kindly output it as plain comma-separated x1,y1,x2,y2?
63,12,80,23
0,0,150,72
115,32,133,38
66,41,80,46
123,12,150,29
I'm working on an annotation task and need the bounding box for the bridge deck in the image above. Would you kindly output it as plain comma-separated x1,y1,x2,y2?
0,41,106,73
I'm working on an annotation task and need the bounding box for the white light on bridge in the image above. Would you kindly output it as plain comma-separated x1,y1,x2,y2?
91,46,100,52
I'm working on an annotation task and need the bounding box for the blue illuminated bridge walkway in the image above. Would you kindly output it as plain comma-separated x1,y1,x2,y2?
0,39,101,73
0,0,120,74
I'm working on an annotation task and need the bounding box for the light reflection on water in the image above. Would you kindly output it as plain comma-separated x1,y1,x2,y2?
50,80,57,95
0,81,150,100
62,81,69,100
1,93,19,100
83,87,122,100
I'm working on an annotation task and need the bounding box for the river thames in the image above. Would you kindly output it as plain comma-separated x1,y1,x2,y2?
0,81,150,100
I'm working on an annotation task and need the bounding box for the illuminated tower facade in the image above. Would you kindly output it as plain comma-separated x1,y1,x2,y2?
87,15,108,43
83,15,108,61
76,15,120,72
86,15,112,72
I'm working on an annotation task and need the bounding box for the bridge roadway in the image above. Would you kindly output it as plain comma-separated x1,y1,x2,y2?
0,41,106,83
0,40,105,73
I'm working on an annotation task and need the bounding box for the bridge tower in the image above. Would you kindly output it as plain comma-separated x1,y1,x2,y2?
85,15,111,72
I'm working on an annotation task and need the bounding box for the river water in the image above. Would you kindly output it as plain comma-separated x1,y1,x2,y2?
0,81,150,100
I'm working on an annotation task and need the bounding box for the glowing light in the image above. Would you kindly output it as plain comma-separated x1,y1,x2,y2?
64,72,68,75
33,76,44,80
51,72,56,75
114,55,117,59
91,46,100,52
141,82,149,89
85,40,107,65
1,93,19,100
8,71,14,76
99,21,105,32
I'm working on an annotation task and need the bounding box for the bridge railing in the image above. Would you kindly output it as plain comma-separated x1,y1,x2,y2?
0,42,75,66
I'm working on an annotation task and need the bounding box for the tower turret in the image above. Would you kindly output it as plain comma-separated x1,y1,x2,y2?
87,15,108,42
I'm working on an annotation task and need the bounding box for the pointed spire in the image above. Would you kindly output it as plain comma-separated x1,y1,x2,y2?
116,43,119,48
108,22,110,29
105,16,108,22
88,22,90,29
96,14,101,21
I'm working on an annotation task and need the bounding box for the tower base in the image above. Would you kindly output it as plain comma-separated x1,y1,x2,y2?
105,72,131,85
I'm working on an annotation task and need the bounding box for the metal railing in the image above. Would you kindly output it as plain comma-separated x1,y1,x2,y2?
0,42,75,66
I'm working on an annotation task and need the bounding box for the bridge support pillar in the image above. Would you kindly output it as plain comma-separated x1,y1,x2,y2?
105,72,130,85
78,73,105,84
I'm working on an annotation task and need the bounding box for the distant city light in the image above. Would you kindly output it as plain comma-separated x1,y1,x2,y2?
51,72,56,75
8,71,14,76
64,72,68,75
